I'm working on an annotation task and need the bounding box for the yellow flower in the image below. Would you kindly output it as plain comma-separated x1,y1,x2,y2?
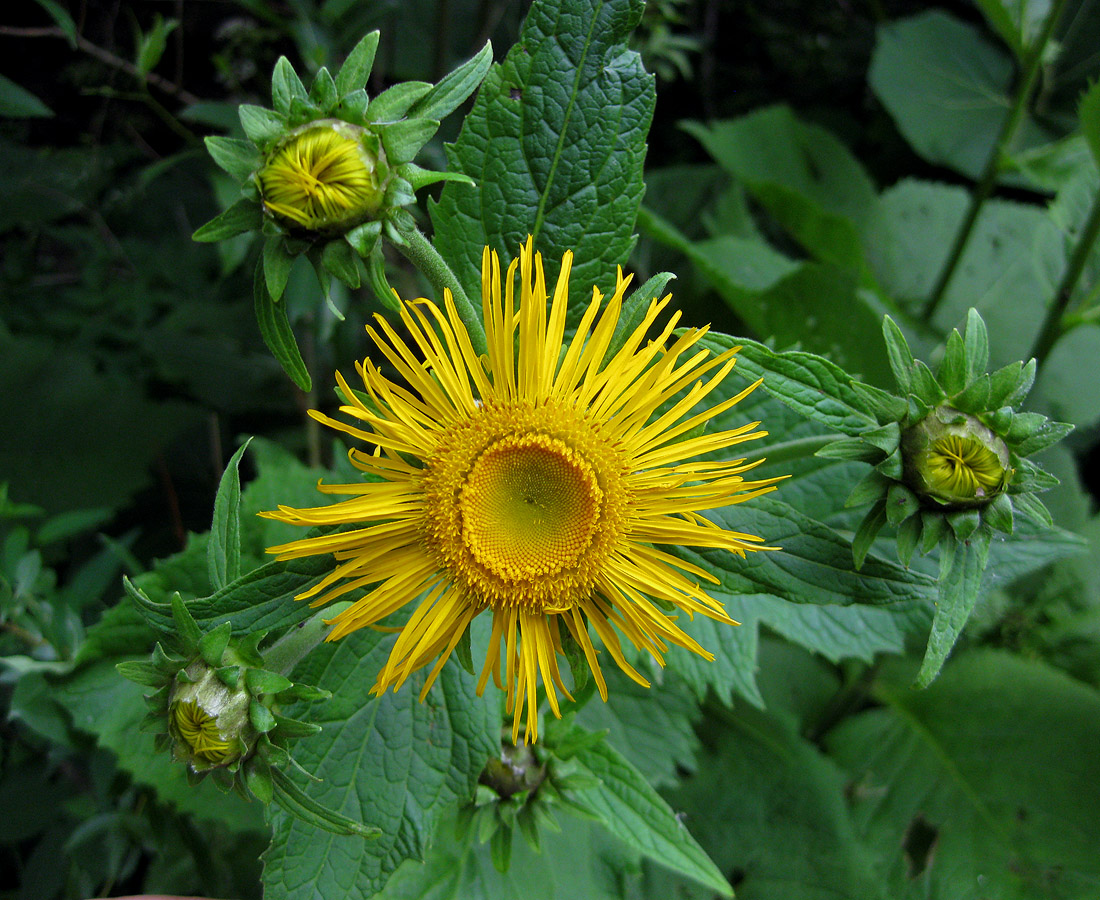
257,122,384,232
171,700,238,767
925,435,1006,501
262,238,781,742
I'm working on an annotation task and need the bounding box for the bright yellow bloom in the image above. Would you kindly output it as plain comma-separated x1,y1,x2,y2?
263,238,781,742
257,123,383,232
925,435,1006,501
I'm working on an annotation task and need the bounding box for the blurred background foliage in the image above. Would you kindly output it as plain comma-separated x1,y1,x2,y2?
3,0,1100,898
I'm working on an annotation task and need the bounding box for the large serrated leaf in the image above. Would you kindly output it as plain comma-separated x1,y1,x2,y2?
430,0,654,316
261,630,501,899
575,738,731,896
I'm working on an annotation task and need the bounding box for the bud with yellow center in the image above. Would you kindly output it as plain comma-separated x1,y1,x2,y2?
168,663,252,771
902,407,1011,508
257,122,387,234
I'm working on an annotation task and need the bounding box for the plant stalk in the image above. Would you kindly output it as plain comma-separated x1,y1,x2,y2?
1030,186,1100,365
394,224,487,356
264,602,351,676
923,0,1068,322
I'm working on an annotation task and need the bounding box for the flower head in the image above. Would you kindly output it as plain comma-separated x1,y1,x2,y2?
263,239,781,742
258,122,386,233
902,408,1011,507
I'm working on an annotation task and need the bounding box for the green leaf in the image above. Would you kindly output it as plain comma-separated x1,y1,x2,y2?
192,199,262,243
829,651,1100,899
271,56,309,116
367,82,432,122
207,438,253,592
1080,79,1100,168
136,15,178,77
574,738,731,896
683,105,877,268
33,0,78,46
658,703,882,900
401,164,476,192
852,500,888,569
881,316,915,394
408,41,494,122
431,0,655,317
0,74,53,118
269,767,380,837
963,307,990,383
916,529,992,687
309,67,338,112
254,261,311,391
607,271,675,358
261,628,502,899
869,11,1051,181
262,236,296,302
938,328,967,395
972,0,1054,62
321,238,361,289
335,32,380,97
239,104,286,148
1033,324,1100,429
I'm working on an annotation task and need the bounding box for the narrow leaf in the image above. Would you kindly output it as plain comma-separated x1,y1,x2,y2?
335,31,381,97
192,199,263,242
408,41,494,122
207,438,253,591
271,57,308,116
253,261,311,391
269,767,380,838
204,135,261,182
239,104,286,147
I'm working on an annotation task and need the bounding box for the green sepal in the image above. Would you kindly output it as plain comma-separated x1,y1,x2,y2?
516,804,541,852
335,89,369,125
1012,419,1073,457
1009,459,1060,492
174,667,197,685
199,620,232,667
271,56,309,117
910,360,945,405
238,104,286,148
250,701,277,733
984,492,1014,534
490,822,513,873
153,731,172,751
379,118,439,165
908,394,932,424
193,198,263,242
886,482,920,525
815,437,885,463
895,515,922,567
963,308,989,381
280,682,331,702
246,762,275,804
988,407,1013,433
987,361,1025,409
874,449,905,480
321,238,361,289
920,510,947,554
408,41,493,122
151,642,182,674
861,422,901,454
335,31,380,97
882,315,915,393
185,766,206,787
366,245,400,311
269,766,381,838
367,82,432,122
938,329,967,395
208,437,252,592
216,665,242,690
171,593,202,652
210,767,235,793
852,499,887,569
263,236,296,302
1005,411,1050,445
1011,492,1054,527
952,373,990,413
402,163,476,192
454,802,477,841
254,260,311,391
946,508,981,542
309,67,338,112
851,382,909,424
345,220,382,257
143,686,169,711
846,472,890,508
270,714,322,738
1004,357,1037,406
383,175,415,209
245,669,293,696
234,631,266,668
204,136,261,183
116,660,165,688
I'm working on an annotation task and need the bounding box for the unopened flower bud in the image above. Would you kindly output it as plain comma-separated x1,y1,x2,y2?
169,663,252,770
902,407,1011,508
257,121,387,234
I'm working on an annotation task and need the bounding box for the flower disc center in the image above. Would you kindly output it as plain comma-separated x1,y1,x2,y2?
461,434,602,581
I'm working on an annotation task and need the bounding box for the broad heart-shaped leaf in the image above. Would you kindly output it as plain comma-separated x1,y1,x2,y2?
207,437,252,591
574,738,732,896
683,106,878,270
652,703,882,900
261,629,501,900
430,0,654,317
869,10,1052,181
863,179,1064,368
827,651,1100,899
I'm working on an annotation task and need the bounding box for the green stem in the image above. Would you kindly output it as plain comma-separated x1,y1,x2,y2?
754,433,836,468
1030,187,1100,365
264,602,351,676
394,224,487,356
923,0,1068,321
